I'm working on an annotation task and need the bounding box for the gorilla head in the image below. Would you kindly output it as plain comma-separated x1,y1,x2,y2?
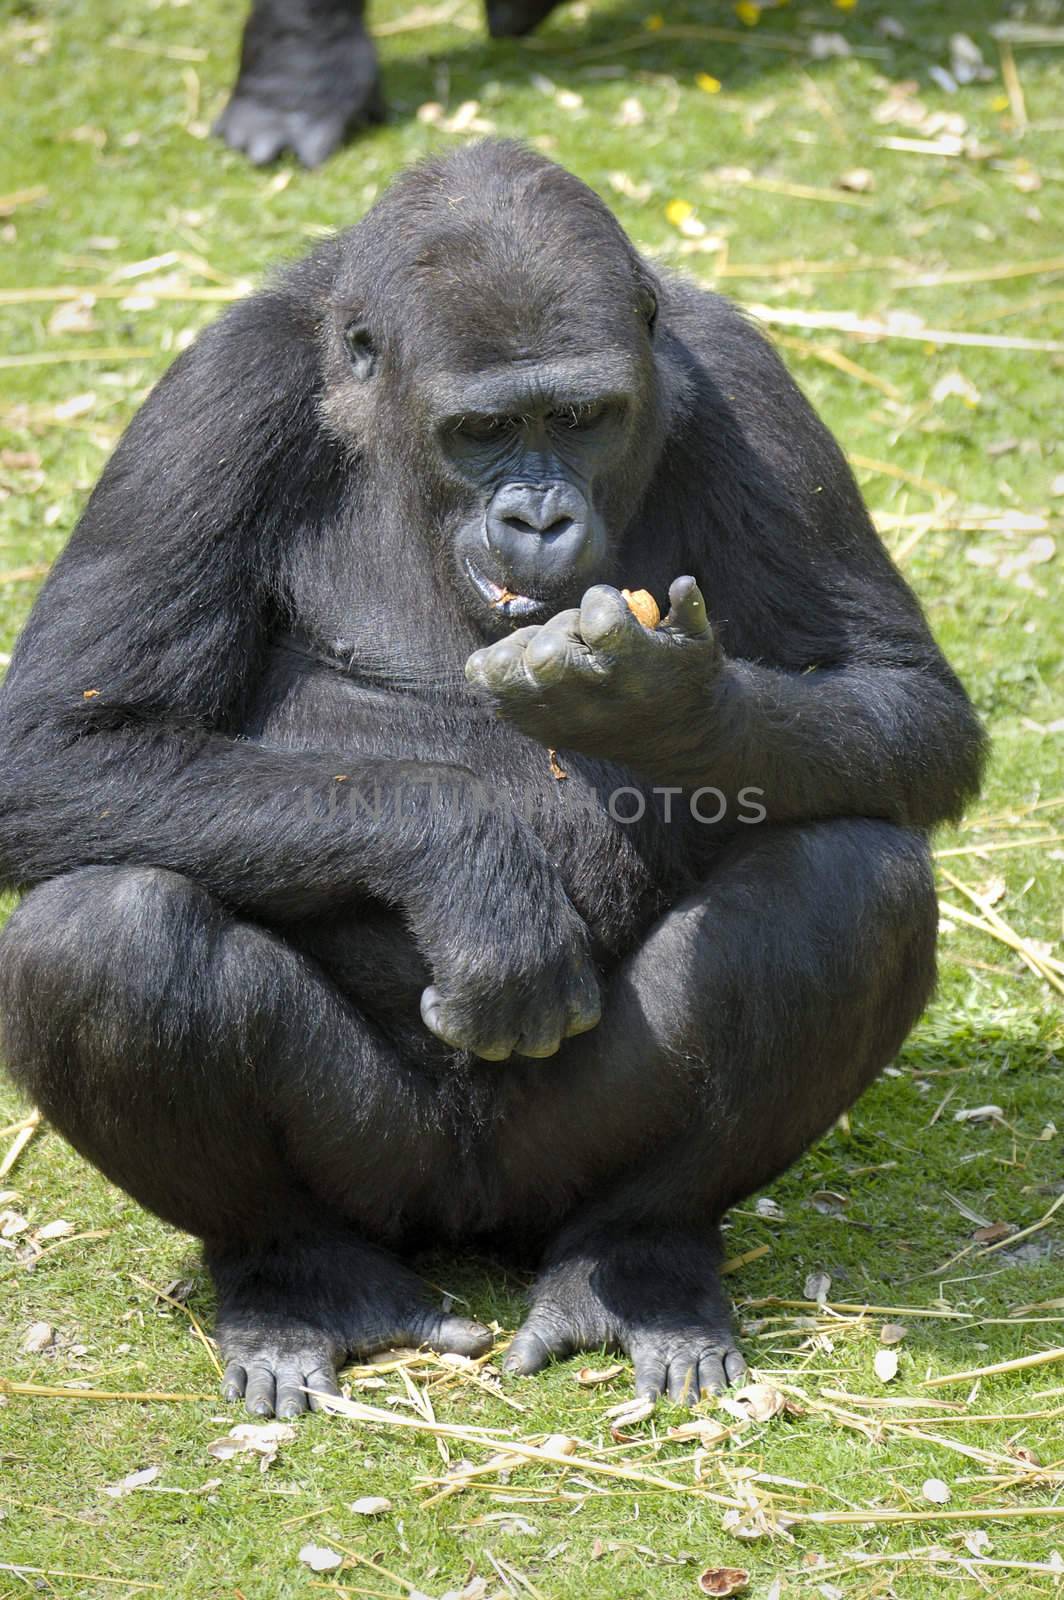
319,142,670,634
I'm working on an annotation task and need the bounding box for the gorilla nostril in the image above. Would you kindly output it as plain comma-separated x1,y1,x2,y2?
501,513,576,540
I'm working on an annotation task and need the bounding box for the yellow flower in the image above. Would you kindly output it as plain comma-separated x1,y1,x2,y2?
665,199,695,226
991,94,1010,111
734,1,761,23
696,72,722,94
643,12,664,29
832,0,857,10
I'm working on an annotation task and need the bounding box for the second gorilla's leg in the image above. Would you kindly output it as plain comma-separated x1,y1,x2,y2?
499,820,938,1402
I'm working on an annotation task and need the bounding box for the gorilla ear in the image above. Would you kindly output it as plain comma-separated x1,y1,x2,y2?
344,323,378,382
636,282,658,337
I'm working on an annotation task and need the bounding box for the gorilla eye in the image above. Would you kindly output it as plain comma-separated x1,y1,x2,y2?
344,323,377,382
558,402,607,431
456,415,516,444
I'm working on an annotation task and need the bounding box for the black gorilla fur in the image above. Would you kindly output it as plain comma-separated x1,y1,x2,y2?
0,143,985,1416
215,0,564,166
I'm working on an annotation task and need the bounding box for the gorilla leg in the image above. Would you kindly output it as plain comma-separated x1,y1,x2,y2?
214,0,384,169
499,819,938,1402
0,867,490,1416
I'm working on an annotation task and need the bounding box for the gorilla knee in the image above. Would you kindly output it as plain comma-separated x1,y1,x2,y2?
0,866,213,1103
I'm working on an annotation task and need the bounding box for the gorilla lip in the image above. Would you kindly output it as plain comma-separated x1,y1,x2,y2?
465,559,548,620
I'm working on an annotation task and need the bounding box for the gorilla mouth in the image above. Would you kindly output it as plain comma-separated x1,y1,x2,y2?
464,558,551,621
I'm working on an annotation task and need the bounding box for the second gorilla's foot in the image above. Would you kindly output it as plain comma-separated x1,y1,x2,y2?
210,1237,493,1418
503,1234,746,1406
214,22,384,167
486,0,563,38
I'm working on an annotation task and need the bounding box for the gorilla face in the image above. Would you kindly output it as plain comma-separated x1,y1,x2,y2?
324,142,666,637
434,357,645,630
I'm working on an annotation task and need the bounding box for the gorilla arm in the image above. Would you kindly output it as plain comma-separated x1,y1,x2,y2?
0,277,598,1060
466,570,985,832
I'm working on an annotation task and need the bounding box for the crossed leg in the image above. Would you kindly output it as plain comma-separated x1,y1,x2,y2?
0,819,936,1412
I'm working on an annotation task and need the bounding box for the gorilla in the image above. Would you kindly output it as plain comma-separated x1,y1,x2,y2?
0,143,984,1418
215,0,563,166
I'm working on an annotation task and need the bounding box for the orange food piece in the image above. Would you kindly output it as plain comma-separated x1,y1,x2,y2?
620,588,661,629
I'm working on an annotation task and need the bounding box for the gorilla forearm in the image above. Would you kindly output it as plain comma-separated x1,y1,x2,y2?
0,731,467,920
625,659,987,829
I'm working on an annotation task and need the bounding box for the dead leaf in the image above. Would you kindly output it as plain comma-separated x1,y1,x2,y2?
954,1104,1005,1125
22,1320,55,1353
931,371,981,407
810,1190,849,1216
973,1222,1015,1245
298,1544,344,1572
874,1348,899,1382
880,1322,907,1345
102,1465,160,1498
35,1219,75,1241
667,1417,730,1444
922,1477,951,1504
576,1363,624,1387
837,168,875,194
998,535,1055,579
604,1395,655,1438
723,1383,785,1422
804,1270,831,1302
699,1568,750,1596
349,1496,392,1515
206,1421,295,1472
0,449,42,472
47,296,98,336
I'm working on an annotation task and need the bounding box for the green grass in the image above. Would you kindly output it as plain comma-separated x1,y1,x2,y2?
1,0,1063,1594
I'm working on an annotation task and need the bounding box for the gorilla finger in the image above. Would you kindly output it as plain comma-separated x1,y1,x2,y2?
513,1022,563,1059
243,1363,278,1418
274,1369,311,1420
221,1362,247,1404
420,989,514,1060
503,1321,574,1376
539,607,583,634
466,627,542,687
578,585,638,652
565,967,602,1037
724,1347,748,1386
631,1350,666,1402
304,1365,342,1413
697,1351,728,1397
290,115,349,170
665,576,712,639
667,1357,701,1407
471,643,537,693
523,628,593,685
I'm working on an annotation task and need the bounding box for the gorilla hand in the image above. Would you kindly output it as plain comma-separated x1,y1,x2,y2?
466,577,724,770
414,842,601,1062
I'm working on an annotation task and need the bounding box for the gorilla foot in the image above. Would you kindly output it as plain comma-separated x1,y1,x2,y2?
503,1234,746,1407
214,81,385,168
486,0,563,38
210,1236,493,1418
214,17,384,168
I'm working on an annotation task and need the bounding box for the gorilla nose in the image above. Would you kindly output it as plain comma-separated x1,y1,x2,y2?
486,482,590,572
